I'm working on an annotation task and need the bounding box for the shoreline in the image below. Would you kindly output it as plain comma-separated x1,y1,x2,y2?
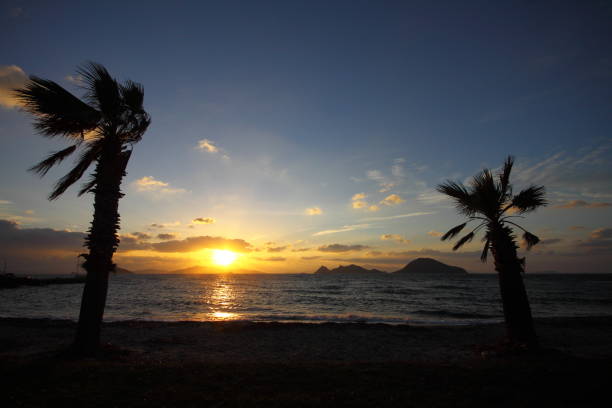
2,315,611,362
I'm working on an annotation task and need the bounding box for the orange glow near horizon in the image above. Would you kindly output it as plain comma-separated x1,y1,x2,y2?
211,249,238,267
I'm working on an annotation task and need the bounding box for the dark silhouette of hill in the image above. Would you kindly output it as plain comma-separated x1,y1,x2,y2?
393,258,467,274
114,266,134,274
314,264,386,275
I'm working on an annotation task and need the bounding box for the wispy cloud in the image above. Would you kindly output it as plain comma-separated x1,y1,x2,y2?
513,144,612,199
313,224,370,236
380,234,410,244
193,217,215,224
428,230,443,237
255,256,286,262
197,139,219,153
380,194,405,206
318,244,370,253
149,221,181,229
360,212,434,222
133,176,187,195
553,200,612,209
267,245,288,253
65,74,85,86
305,207,323,215
157,233,177,240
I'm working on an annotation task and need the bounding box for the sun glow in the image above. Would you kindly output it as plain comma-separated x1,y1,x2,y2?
212,249,238,266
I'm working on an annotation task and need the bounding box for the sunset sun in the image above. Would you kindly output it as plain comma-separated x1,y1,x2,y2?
212,249,238,267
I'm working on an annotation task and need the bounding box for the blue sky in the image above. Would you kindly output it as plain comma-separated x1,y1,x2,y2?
1,0,611,273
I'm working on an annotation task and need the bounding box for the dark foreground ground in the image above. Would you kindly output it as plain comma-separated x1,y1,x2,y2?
1,316,611,407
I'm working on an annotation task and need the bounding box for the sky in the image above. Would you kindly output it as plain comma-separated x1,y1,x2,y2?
1,0,611,274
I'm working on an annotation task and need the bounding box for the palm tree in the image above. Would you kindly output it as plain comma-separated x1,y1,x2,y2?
437,156,546,348
15,63,150,355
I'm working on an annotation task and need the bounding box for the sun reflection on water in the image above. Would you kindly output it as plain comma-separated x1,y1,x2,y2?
208,275,241,321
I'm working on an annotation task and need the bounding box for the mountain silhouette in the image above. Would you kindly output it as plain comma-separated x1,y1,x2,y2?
393,258,467,274
314,264,385,275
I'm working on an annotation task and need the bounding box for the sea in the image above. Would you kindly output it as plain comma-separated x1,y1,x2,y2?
1,273,611,325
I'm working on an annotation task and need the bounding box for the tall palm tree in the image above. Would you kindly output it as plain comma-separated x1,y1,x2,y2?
437,156,546,348
15,63,150,355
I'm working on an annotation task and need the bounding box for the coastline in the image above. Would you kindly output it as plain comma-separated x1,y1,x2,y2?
2,315,611,362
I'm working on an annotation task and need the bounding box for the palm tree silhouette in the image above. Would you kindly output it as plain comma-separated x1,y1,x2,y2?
15,63,150,355
437,156,546,348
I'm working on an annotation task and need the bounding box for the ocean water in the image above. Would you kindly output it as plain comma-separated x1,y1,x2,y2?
1,273,611,325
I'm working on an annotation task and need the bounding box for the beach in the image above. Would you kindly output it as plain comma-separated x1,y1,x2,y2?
1,316,611,407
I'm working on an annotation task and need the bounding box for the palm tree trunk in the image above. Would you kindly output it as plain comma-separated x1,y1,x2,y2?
489,226,538,348
73,143,127,355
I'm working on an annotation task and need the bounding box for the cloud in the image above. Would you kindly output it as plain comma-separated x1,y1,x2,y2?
157,233,176,240
129,232,150,240
428,230,443,237
305,207,323,215
553,200,612,209
574,228,612,253
65,74,85,86
351,193,379,211
0,219,84,251
149,221,181,229
360,212,434,222
0,200,12,205
313,224,370,236
193,217,215,224
291,247,311,252
118,234,150,251
417,190,448,204
380,194,405,206
0,65,28,108
512,145,612,199
569,225,586,231
318,244,370,253
301,256,321,260
255,256,286,262
380,234,410,244
540,238,563,245
352,200,368,209
590,228,612,240
197,139,219,153
151,236,253,253
133,176,186,195
267,245,287,253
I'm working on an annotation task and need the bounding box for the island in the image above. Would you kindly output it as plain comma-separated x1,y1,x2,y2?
314,264,386,275
393,258,468,274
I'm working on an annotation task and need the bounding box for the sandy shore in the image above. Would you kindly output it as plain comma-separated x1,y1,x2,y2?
1,317,611,407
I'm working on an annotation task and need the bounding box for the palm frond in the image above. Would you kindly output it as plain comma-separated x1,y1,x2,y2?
77,62,121,116
480,239,490,262
28,144,78,176
511,186,547,213
453,232,474,251
498,155,514,193
120,80,145,112
522,231,540,250
49,142,102,200
441,222,467,241
13,77,100,138
470,169,503,219
77,176,97,196
436,181,475,216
